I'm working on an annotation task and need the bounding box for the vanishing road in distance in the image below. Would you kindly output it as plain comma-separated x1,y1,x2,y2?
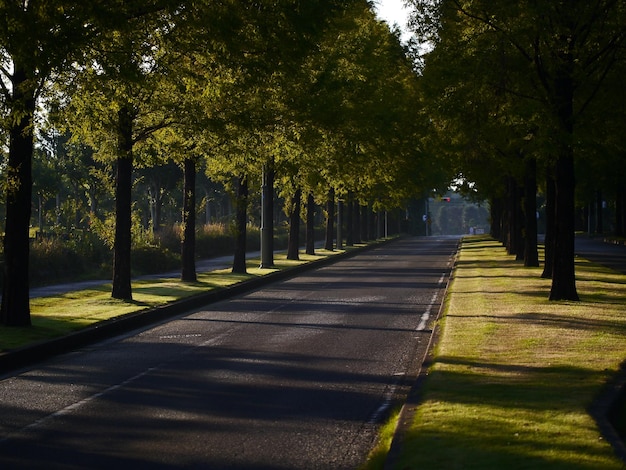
0,236,458,469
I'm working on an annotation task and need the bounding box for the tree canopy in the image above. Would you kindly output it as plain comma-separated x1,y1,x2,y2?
0,0,440,325
408,0,626,300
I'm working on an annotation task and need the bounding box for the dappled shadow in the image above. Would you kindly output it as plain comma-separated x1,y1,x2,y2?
445,311,626,337
0,238,457,468
0,340,405,469
0,236,458,468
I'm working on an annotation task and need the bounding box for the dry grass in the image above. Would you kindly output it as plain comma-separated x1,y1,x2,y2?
390,237,626,469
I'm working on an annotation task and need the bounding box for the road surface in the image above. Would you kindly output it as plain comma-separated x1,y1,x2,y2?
575,236,626,275
0,237,458,469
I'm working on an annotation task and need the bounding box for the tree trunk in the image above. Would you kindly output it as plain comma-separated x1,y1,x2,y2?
490,197,503,241
523,157,539,267
287,188,302,260
305,192,315,255
1,67,35,326
112,105,134,300
360,205,369,242
366,204,374,240
38,194,44,235
549,63,579,301
112,155,133,300
260,161,274,268
595,190,603,234
346,192,354,246
506,177,523,257
324,188,335,251
550,152,578,300
181,157,197,282
541,171,556,279
353,200,361,244
232,175,248,274
336,199,343,250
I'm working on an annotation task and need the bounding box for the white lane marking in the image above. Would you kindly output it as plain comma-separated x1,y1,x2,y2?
416,273,446,331
1,334,229,443
368,386,396,424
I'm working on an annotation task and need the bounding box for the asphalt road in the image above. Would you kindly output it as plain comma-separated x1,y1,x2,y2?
0,236,458,470
575,236,626,274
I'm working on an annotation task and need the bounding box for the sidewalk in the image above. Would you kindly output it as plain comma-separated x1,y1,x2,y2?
575,235,626,274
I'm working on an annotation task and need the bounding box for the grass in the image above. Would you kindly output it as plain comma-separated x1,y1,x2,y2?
0,249,342,352
378,236,626,470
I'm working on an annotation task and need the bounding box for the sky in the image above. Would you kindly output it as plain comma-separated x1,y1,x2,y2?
373,0,413,42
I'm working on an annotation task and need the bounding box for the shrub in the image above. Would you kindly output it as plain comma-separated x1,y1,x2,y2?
131,245,179,275
29,231,110,285
23,218,314,289
195,223,236,258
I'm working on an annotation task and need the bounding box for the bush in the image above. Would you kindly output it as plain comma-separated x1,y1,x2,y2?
153,225,182,254
196,223,235,258
23,219,319,289
131,245,179,275
29,231,111,285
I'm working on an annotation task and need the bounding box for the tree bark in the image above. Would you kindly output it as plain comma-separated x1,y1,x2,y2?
111,105,134,300
360,205,369,242
541,171,556,279
549,62,579,301
260,160,274,268
336,199,343,250
550,152,579,300
353,200,361,244
505,177,523,258
111,106,134,300
1,67,35,326
490,197,503,242
232,175,248,274
112,154,133,300
523,157,539,267
181,157,197,282
287,188,301,260
595,190,603,234
345,192,354,246
324,188,335,251
305,192,315,255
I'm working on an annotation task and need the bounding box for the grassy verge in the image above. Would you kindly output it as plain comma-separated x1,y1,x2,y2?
0,249,342,352
386,237,626,469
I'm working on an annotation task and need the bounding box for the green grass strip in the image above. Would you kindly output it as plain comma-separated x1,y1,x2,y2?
0,249,342,352
391,237,626,469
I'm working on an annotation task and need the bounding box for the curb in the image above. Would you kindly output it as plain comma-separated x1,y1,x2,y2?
590,360,626,463
383,239,460,469
0,240,391,376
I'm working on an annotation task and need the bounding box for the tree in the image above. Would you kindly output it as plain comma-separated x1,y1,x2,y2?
0,1,129,325
181,157,197,282
286,187,302,261
409,0,626,300
300,1,436,230
232,175,249,274
61,2,191,300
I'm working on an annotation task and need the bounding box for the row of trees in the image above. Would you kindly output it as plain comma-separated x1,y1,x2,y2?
409,0,626,300
0,1,445,326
